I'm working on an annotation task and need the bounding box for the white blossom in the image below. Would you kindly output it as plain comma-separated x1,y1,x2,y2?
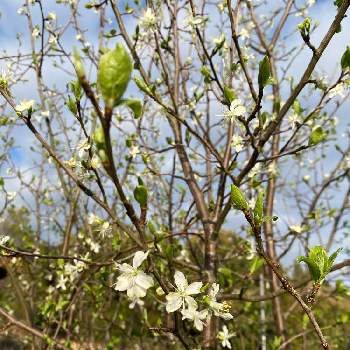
139,8,156,30
166,271,202,312
219,99,246,120
15,99,35,113
206,283,233,320
47,12,57,21
231,135,244,153
32,26,40,38
76,139,90,158
181,306,208,331
113,251,154,300
0,235,10,245
288,113,301,129
217,325,236,349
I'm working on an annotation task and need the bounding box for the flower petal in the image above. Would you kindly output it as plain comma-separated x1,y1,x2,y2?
185,296,198,310
127,284,147,299
209,283,220,298
117,263,134,274
185,281,202,295
166,293,183,313
113,274,133,291
174,270,188,291
194,318,204,331
132,251,149,268
135,271,154,290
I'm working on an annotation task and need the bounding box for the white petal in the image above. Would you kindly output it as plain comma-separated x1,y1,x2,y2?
198,309,209,320
219,312,233,320
133,251,149,268
209,283,220,298
234,105,246,116
135,272,154,289
185,296,198,310
181,308,193,320
185,281,202,295
194,318,204,331
117,263,134,274
127,284,147,299
174,271,188,291
113,275,133,291
166,294,183,312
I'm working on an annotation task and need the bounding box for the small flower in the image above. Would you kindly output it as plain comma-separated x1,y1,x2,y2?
181,306,208,331
41,110,50,118
139,8,156,29
217,325,236,349
185,15,208,28
289,225,304,234
88,213,102,225
166,271,202,313
7,192,16,201
76,139,90,158
129,145,140,158
0,235,10,245
100,221,112,238
205,283,233,320
32,26,40,38
56,274,68,290
91,154,101,169
288,113,301,129
231,135,244,153
219,99,246,120
15,99,35,113
86,238,100,254
47,12,57,21
113,251,154,300
239,28,250,40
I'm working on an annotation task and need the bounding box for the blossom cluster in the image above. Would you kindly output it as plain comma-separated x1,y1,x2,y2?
113,251,235,347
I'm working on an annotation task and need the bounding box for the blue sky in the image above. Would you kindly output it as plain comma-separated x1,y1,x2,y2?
0,1,349,266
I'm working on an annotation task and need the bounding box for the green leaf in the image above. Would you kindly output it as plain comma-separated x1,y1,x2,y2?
97,44,133,107
297,255,321,282
92,126,105,149
118,98,142,118
341,46,350,71
134,185,148,207
325,248,342,274
254,191,264,226
72,47,86,80
258,55,270,89
308,126,327,146
200,66,211,83
231,184,248,211
297,17,311,37
292,100,302,115
297,246,341,282
249,256,264,275
66,95,77,115
134,76,151,94
223,86,236,104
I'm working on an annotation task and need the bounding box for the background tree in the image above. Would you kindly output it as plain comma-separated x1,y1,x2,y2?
0,0,350,349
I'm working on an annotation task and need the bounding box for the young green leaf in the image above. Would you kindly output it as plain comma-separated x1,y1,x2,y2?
297,246,341,282
340,46,350,71
118,98,142,119
308,126,327,146
92,127,105,150
134,185,148,207
254,191,264,226
72,47,86,80
258,55,270,89
231,184,249,211
97,44,133,108
223,86,236,104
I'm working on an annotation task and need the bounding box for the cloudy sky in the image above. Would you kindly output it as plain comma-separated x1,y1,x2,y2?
0,1,349,261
